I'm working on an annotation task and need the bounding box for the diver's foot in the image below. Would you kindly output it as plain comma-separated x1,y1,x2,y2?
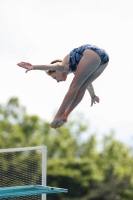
50,115,67,129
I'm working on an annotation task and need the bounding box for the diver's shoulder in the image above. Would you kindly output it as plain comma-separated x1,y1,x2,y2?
62,53,70,72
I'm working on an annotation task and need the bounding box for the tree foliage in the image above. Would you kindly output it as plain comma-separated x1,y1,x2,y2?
0,98,133,200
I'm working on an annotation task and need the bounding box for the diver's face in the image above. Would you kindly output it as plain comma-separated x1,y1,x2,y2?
51,71,67,82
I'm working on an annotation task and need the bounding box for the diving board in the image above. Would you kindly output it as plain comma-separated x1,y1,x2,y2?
0,185,68,199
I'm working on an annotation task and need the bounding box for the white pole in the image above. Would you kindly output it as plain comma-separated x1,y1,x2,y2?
0,146,45,153
42,146,47,200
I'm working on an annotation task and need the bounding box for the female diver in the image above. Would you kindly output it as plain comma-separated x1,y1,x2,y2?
17,44,109,129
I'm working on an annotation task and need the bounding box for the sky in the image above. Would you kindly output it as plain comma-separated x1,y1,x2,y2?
0,0,133,145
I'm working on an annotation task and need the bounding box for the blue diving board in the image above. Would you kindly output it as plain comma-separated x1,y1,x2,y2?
0,185,68,199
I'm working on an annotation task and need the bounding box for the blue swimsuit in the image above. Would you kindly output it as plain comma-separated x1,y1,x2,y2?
69,44,109,72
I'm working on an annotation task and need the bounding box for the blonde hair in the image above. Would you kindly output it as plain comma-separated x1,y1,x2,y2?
46,59,62,76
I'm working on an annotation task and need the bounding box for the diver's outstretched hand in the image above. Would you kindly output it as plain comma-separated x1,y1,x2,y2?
17,62,33,73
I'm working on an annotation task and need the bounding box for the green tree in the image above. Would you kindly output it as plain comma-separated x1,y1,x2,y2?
0,97,89,157
0,97,133,200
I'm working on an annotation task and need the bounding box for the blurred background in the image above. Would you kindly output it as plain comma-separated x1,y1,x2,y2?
0,0,133,199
